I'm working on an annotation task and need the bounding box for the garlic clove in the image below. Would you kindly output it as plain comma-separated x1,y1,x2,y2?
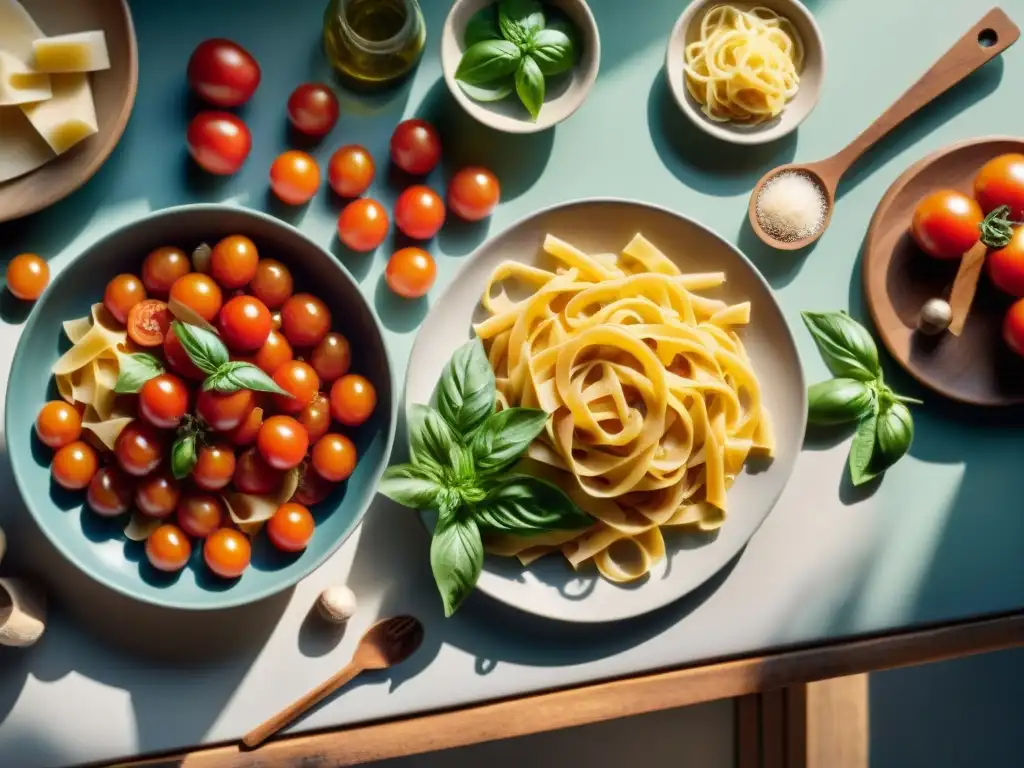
917,297,952,336
316,585,357,624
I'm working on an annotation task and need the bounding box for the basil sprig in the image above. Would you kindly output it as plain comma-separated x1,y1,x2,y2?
802,311,921,486
455,0,580,121
171,321,288,396
379,338,592,617
115,352,165,394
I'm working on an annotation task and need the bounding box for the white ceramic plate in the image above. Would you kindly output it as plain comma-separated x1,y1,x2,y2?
406,199,806,622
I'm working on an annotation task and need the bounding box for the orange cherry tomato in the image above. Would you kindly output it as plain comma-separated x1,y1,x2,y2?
228,406,264,447
390,118,441,176
280,293,331,347
297,393,331,443
210,235,259,289
187,111,251,175
287,83,339,136
292,460,337,505
142,247,191,296
146,524,192,572
250,258,293,309
87,467,133,517
177,494,225,539
192,442,237,491
272,360,319,414
35,401,82,449
1005,299,1024,356
6,253,49,300
312,433,357,482
328,145,375,198
204,528,251,578
135,471,181,519
218,295,272,352
115,420,165,477
337,198,389,252
170,273,223,322
385,247,436,299
266,502,315,552
196,388,255,431
104,273,147,324
988,227,1024,297
233,447,283,494
127,299,172,347
310,332,351,383
250,329,293,375
52,440,98,490
257,415,309,470
910,190,983,259
163,330,205,380
330,374,376,426
448,166,500,221
139,373,189,429
975,153,1024,219
270,150,321,206
394,185,445,240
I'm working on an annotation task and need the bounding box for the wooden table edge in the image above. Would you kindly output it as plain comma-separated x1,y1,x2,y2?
103,610,1024,768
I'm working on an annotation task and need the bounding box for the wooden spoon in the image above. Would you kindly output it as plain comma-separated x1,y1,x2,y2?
242,615,425,749
748,8,1020,251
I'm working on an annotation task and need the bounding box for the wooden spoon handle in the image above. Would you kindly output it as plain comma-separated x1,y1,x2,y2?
242,661,364,748
825,8,1019,180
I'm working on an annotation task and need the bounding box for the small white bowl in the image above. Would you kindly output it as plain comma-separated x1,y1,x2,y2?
665,0,826,146
441,0,601,134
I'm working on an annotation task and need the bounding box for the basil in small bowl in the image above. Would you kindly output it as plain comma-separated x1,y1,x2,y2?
441,0,601,133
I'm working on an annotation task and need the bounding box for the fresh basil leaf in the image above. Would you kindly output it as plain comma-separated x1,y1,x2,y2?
848,399,880,486
409,403,461,474
474,474,592,535
528,28,576,76
515,54,545,120
498,0,545,46
379,463,446,509
430,516,483,617
437,338,496,435
114,352,165,394
455,39,522,86
874,401,913,472
172,320,228,376
801,311,880,382
457,77,515,102
171,434,197,480
807,379,874,426
470,407,548,475
464,4,502,47
204,361,290,396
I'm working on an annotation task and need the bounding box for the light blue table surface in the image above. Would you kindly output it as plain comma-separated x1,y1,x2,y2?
2,1,1023,765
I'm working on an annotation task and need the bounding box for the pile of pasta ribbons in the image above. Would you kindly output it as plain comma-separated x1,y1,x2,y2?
474,233,774,582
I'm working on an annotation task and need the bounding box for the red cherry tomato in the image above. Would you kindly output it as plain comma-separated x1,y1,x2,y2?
266,502,315,552
52,440,98,490
337,198,389,252
975,153,1024,219
229,406,264,447
292,461,337,505
104,273,146,324
287,83,339,137
1005,299,1024,356
394,185,445,240
385,247,436,299
177,494,225,538
87,467,133,517
170,273,223,322
310,332,351,383
204,528,251,579
250,259,293,309
328,145,375,197
142,247,191,297
135,471,181,519
139,373,189,429
210,235,259,290
312,433,357,482
273,360,319,414
196,388,255,432
988,227,1024,297
187,111,252,175
219,295,272,352
127,299,172,348
115,420,165,477
146,524,192,573
448,167,501,221
330,374,376,426
233,447,283,494
164,331,205,380
257,415,309,470
192,443,237,491
251,329,293,375
910,190,982,259
390,119,441,175
36,401,82,449
6,253,49,301
280,293,331,347
297,393,332,443
187,39,261,107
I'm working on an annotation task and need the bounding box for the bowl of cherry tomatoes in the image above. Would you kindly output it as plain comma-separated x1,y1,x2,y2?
6,204,396,610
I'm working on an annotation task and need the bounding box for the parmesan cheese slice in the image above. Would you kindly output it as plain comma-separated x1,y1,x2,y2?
0,51,51,105
32,31,110,73
20,73,98,155
0,0,43,61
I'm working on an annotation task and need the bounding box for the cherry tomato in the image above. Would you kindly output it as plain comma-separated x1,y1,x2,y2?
135,471,181,519
448,167,500,221
115,420,165,477
975,153,1024,219
52,440,98,490
210,235,259,290
233,447,283,494
197,388,255,431
257,415,309,470
394,186,445,240
164,330,205,380
187,38,261,107
385,247,436,299
36,401,82,449
1005,299,1024,356
292,460,337,505
298,393,331,443
280,293,331,347
910,190,982,259
987,227,1024,297
139,373,189,429
187,111,252,175
250,329,292,375
142,247,190,296
127,299,172,347
337,198,389,252
204,528,251,579
177,494,225,539
250,258,293,309
330,374,376,426
310,332,351,383
228,406,264,446
146,524,192,572
270,150,321,206
218,295,272,352
390,119,441,175
287,83,339,137
271,311,282,330
191,442,236,492
87,467,133,517
6,253,49,300
170,272,223,322
104,273,147,324
272,360,319,414
266,502,315,552
312,433,357,482
328,145,375,198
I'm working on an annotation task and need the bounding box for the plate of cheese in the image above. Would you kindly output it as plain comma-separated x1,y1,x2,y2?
0,0,137,223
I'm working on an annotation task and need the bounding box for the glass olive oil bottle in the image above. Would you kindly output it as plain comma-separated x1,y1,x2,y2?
323,0,426,91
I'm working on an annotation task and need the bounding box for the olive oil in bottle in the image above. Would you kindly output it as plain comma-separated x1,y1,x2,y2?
323,0,426,91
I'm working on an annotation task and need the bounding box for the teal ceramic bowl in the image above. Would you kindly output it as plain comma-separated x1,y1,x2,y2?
6,205,396,610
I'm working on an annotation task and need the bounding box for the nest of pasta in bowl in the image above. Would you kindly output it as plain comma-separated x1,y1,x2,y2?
6,205,395,610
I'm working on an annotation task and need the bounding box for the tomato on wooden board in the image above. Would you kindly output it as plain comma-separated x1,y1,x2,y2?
219,295,272,352
257,415,309,470
204,528,251,579
1004,299,1024,356
6,253,49,300
385,247,436,299
310,332,351,383
164,331,205,380
115,420,165,477
328,145,375,198
197,389,255,432
394,185,445,240
147,524,192,572
250,259,293,309
287,83,339,137
170,273,223,322
139,373,189,429
270,151,321,206
233,447,283,494
193,443,237,491
228,406,264,446
280,293,331,347
87,467,133,517
104,273,146,324
987,227,1024,297
292,460,336,505
312,433,357,482
187,39,261,107
135,471,181,519
975,153,1024,219
210,235,259,290
297,393,331,443
337,198,389,252
448,167,500,221
177,494,225,539
910,190,982,259
36,401,81,449
390,119,441,175
330,374,376,426
250,330,293,375
187,111,252,175
266,503,315,552
52,440,98,490
127,299,172,347
142,247,190,296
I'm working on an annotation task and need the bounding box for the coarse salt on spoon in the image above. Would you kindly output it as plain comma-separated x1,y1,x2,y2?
749,8,1020,251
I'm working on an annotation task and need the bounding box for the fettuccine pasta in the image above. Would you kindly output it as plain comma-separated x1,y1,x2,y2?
474,233,773,583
